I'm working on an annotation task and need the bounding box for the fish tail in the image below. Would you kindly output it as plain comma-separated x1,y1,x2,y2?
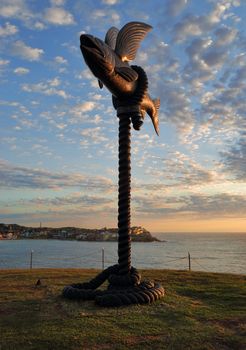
152,98,160,136
153,98,160,112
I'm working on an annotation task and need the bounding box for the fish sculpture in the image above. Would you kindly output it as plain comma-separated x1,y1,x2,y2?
80,21,160,135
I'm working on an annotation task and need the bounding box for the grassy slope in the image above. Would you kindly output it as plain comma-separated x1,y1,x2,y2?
0,268,245,350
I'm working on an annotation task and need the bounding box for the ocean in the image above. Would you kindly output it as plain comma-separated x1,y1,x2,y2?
0,233,245,274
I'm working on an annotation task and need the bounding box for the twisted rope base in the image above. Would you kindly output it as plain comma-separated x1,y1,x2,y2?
62,265,164,307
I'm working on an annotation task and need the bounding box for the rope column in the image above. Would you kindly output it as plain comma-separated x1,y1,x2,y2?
117,114,131,275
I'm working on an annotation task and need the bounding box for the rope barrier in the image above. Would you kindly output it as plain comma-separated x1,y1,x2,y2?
1,254,212,266
192,258,210,272
1,247,221,273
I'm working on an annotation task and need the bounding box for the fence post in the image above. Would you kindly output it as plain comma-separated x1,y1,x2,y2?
188,252,191,271
102,247,104,270
30,250,34,269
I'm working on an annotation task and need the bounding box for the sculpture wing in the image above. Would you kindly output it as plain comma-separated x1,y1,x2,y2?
115,66,138,82
115,22,152,62
105,27,119,50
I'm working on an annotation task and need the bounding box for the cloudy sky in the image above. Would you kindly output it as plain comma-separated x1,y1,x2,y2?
0,0,245,233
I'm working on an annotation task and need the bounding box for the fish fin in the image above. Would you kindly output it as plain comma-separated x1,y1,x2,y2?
150,99,160,136
153,98,160,111
98,80,103,89
115,66,138,82
115,22,152,62
105,27,119,50
151,113,160,136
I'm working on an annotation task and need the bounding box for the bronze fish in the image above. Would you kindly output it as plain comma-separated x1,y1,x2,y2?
80,22,160,135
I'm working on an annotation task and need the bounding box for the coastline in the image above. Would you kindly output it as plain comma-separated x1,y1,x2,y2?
0,223,160,242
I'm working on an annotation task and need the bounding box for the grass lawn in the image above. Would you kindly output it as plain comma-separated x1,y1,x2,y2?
0,268,245,349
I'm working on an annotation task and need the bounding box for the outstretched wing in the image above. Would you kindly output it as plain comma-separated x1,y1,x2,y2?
115,22,152,62
105,26,119,50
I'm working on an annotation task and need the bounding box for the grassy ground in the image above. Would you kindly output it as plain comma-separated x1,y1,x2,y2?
0,268,245,350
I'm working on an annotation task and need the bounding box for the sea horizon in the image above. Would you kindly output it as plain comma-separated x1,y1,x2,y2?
1,233,245,275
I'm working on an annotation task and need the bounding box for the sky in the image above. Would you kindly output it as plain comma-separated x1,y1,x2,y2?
0,0,245,233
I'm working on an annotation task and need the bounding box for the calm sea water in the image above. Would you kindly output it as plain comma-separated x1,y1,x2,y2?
0,233,245,274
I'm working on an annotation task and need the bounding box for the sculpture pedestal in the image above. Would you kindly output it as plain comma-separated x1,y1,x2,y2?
62,264,164,307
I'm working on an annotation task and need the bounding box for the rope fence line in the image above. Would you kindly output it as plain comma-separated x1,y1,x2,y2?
192,258,211,272
0,249,220,272
161,257,187,264
31,256,188,265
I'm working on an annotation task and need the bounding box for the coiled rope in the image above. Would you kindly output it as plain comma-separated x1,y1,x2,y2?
62,264,164,307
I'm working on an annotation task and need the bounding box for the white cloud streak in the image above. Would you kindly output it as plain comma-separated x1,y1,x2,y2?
0,160,114,191
10,40,44,61
0,22,18,36
54,55,67,64
0,59,10,66
22,78,69,99
165,0,188,17
13,67,30,75
44,7,75,25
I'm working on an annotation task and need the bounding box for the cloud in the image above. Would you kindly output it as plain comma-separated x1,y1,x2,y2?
33,21,46,30
184,37,214,79
182,30,238,93
0,58,10,75
173,14,204,42
149,151,215,187
28,193,113,207
182,193,246,218
50,0,66,5
0,100,19,106
202,49,227,67
0,22,18,36
0,0,75,30
165,0,188,17
10,40,44,61
102,0,119,5
133,192,246,219
0,204,117,224
0,59,10,66
0,0,41,29
133,39,197,138
159,83,195,136
54,55,67,64
220,132,246,181
68,101,102,125
0,1,23,17
13,67,30,75
72,101,97,114
146,2,242,144
0,0,32,20
214,25,238,46
80,127,108,144
173,1,235,42
90,9,120,26
44,7,75,25
198,60,245,136
22,78,69,99
0,160,114,191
